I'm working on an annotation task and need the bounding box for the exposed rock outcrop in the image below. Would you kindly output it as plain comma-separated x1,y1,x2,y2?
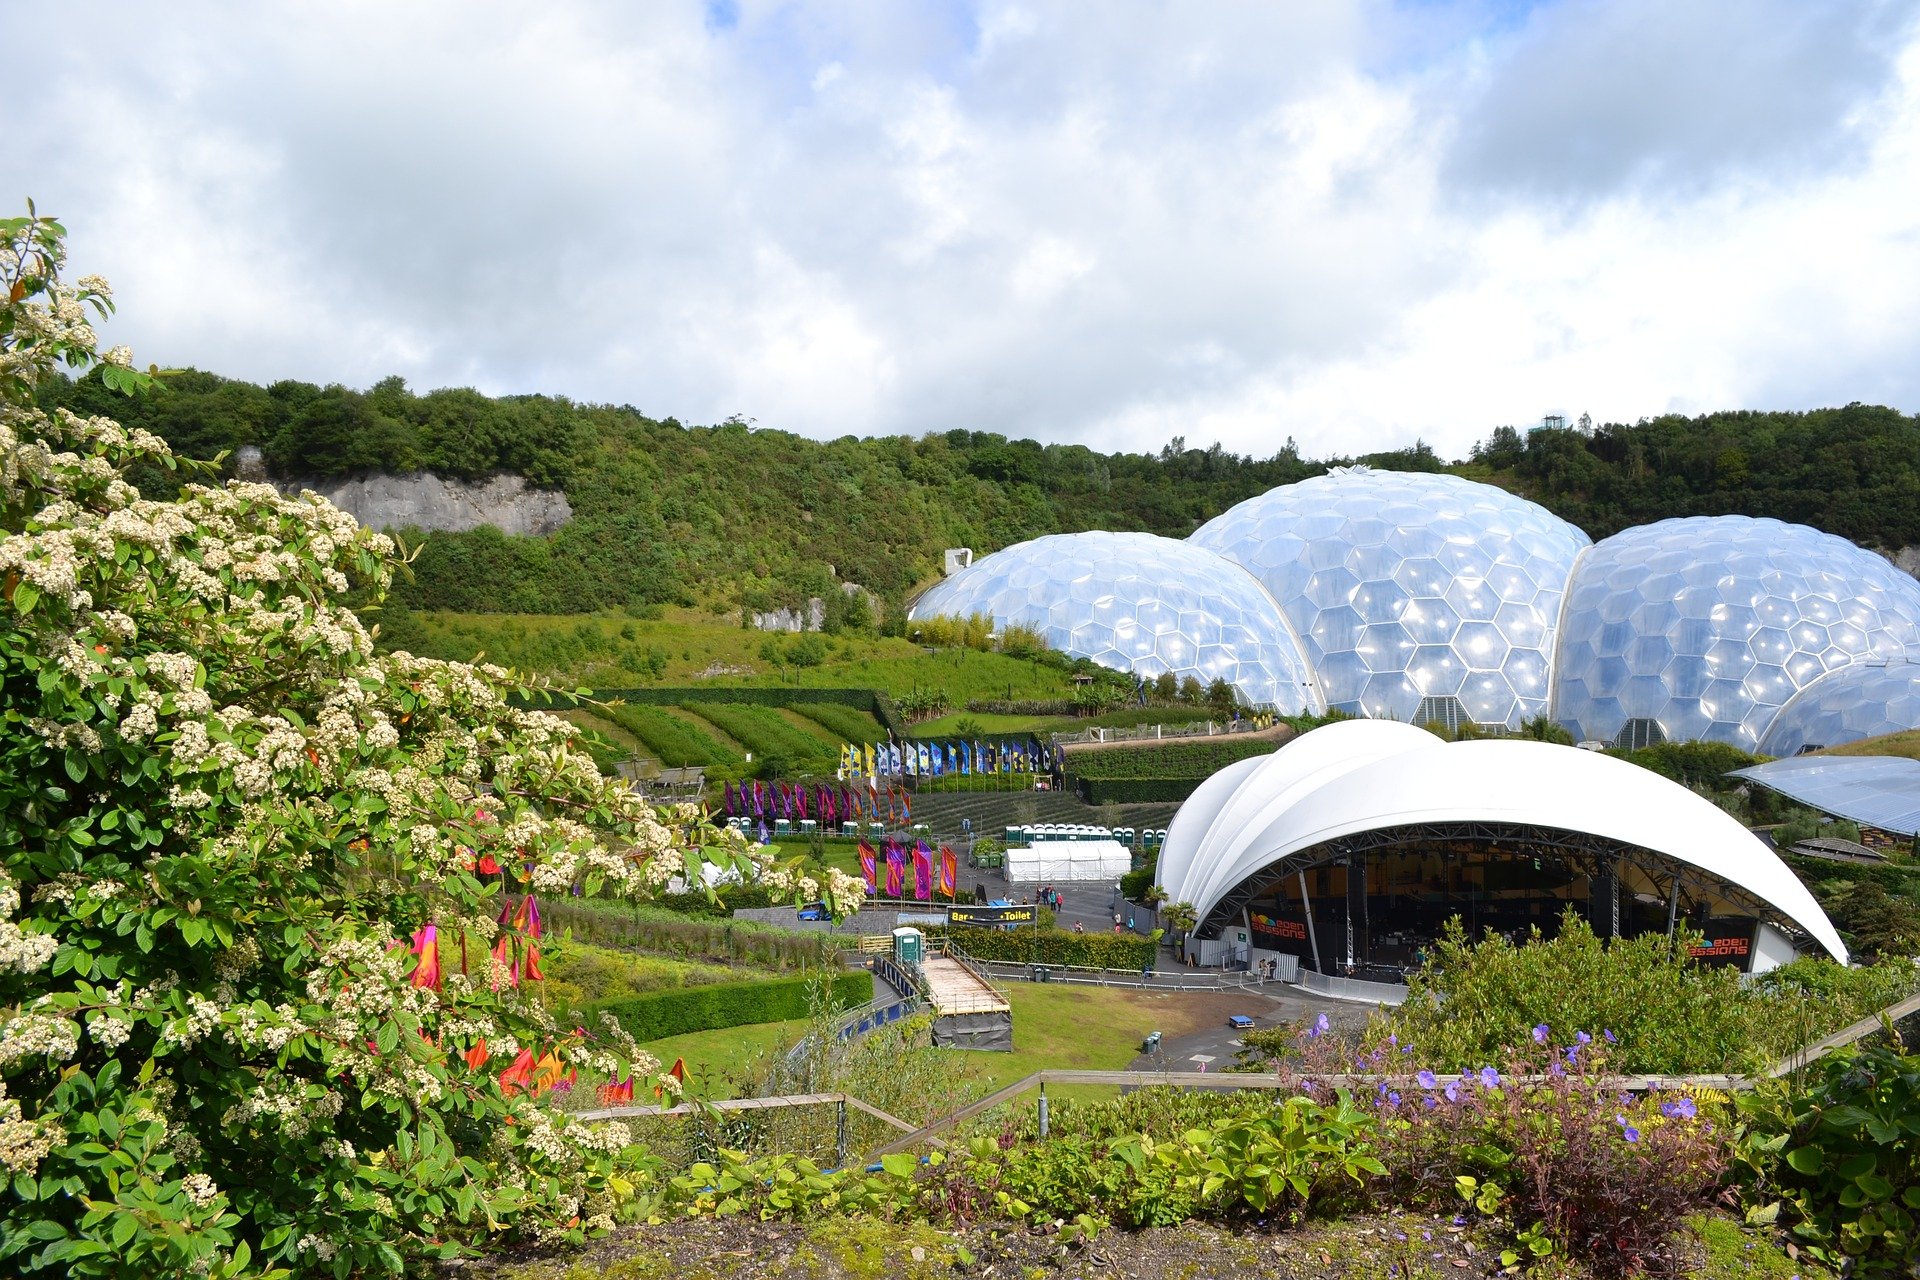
251,456,572,537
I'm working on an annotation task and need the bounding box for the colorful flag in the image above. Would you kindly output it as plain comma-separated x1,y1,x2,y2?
864,742,877,778
884,842,905,897
938,845,958,897
912,841,932,900
858,840,877,891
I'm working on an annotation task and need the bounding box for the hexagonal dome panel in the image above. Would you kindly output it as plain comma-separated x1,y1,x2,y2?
1553,517,1920,750
1758,660,1920,756
1191,468,1590,726
909,531,1319,711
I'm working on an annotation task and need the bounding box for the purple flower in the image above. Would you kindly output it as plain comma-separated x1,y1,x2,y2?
1661,1096,1698,1120
1532,1023,1550,1044
1444,1082,1461,1102
1416,1069,1438,1089
1377,1082,1390,1099
1622,1125,1640,1142
1388,1091,1402,1106
1604,1029,1616,1043
1310,1013,1330,1038
1388,1033,1398,1046
1401,1043,1414,1055
1575,1031,1592,1045
1422,1095,1437,1109
1564,1045,1580,1064
1479,1065,1501,1088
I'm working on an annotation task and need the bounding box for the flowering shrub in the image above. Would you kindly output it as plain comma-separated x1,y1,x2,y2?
1365,1031,1727,1275
0,208,862,1278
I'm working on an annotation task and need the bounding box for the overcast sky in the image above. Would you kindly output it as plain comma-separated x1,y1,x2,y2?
8,0,1920,460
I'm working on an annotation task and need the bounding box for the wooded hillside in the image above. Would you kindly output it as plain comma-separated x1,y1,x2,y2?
42,369,1920,616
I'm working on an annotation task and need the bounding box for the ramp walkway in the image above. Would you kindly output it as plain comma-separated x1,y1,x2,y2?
921,955,1010,1014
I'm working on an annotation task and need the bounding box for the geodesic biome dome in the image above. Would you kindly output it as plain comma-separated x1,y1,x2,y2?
908,531,1319,713
1757,660,1920,757
1553,517,1920,751
1190,469,1590,728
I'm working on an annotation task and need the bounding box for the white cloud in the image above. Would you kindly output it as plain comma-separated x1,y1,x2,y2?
5,0,1918,460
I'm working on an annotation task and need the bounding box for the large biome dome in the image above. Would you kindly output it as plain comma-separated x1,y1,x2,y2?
1191,469,1590,729
908,531,1320,712
1552,517,1920,751
1758,660,1920,757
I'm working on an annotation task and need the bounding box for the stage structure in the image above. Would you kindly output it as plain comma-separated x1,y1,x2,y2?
1156,721,1846,992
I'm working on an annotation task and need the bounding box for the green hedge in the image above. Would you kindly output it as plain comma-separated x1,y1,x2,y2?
599,703,740,768
588,970,872,1043
1073,776,1206,804
789,702,891,744
683,702,840,766
546,900,842,968
932,927,1155,969
582,686,909,737
1784,854,1920,899
1066,737,1279,780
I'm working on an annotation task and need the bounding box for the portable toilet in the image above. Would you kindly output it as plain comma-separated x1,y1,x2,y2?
840,822,859,838
892,927,924,966
774,818,792,837
798,819,817,835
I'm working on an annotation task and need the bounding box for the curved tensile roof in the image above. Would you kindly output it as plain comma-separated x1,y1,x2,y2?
1161,720,1846,962
909,530,1320,712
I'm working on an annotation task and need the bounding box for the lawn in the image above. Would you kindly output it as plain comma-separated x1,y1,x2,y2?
406,608,1082,703
957,985,1256,1103
639,1017,812,1101
1817,728,1920,760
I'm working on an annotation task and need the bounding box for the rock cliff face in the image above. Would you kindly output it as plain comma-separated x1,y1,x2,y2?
250,456,572,536
1885,546,1920,580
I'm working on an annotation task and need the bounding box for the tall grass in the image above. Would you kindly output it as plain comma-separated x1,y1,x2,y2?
598,703,739,768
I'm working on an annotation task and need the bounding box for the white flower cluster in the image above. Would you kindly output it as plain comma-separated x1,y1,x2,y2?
179,1172,221,1205
160,996,223,1050
0,877,57,975
0,1084,63,1176
0,1010,81,1067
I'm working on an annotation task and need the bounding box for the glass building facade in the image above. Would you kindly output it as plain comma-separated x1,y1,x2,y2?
1191,469,1590,728
908,530,1320,712
1552,517,1920,751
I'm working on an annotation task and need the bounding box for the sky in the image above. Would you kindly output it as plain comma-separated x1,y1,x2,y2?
7,0,1920,461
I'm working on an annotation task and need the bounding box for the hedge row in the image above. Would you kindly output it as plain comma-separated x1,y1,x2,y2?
932,927,1156,969
546,900,842,969
684,702,840,765
599,703,740,768
589,970,873,1043
1073,776,1207,804
582,687,914,749
1783,854,1920,898
1066,737,1279,780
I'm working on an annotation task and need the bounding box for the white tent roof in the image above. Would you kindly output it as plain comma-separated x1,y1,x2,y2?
1160,721,1846,962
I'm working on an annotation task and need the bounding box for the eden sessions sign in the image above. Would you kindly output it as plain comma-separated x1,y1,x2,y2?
948,904,1039,927
1249,911,1308,943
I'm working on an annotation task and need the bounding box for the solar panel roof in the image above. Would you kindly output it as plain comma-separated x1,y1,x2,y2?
1730,756,1920,837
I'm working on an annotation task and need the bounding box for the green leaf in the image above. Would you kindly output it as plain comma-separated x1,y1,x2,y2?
1784,1145,1825,1175
879,1153,917,1179
12,580,39,614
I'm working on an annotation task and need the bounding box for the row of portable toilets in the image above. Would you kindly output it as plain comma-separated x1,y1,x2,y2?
1006,824,1167,847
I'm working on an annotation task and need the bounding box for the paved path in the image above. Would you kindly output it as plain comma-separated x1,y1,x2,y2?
1125,983,1375,1073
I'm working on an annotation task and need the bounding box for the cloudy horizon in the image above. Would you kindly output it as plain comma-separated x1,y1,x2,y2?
8,0,1920,460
